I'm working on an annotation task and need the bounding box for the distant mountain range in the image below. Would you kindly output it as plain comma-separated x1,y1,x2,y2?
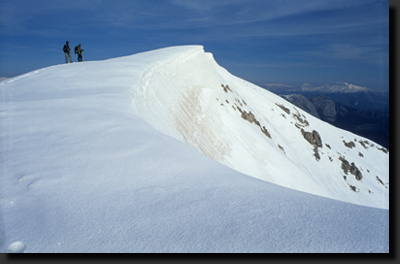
298,82,373,93
263,82,389,111
264,82,373,94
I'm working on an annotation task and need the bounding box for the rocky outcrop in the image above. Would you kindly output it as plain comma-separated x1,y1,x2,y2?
339,156,363,181
301,129,322,148
238,108,271,139
301,129,322,161
343,140,356,149
275,103,290,115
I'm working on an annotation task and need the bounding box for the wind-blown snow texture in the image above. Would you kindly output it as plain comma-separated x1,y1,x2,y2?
0,46,388,252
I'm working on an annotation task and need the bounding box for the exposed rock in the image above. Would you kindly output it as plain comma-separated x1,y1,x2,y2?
358,140,370,149
235,98,243,107
292,113,309,126
376,176,384,185
339,156,363,180
278,144,285,154
260,126,271,138
300,129,322,161
240,110,259,125
349,184,359,192
301,129,322,148
343,140,356,149
238,108,271,139
375,176,387,188
350,162,363,181
325,144,331,149
275,103,290,114
221,84,232,93
377,147,388,154
313,147,320,161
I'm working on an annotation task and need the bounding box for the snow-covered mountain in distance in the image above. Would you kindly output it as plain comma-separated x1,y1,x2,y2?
264,82,373,94
0,46,389,252
129,46,388,209
299,82,373,93
263,82,388,111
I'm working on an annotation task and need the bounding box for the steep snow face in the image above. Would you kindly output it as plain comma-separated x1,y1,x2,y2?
132,46,389,209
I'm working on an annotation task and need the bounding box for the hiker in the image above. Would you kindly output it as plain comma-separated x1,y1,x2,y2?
75,44,84,62
63,41,73,63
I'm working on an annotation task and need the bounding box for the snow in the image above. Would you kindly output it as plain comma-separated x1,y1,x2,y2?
0,45,388,252
298,82,373,93
130,46,388,209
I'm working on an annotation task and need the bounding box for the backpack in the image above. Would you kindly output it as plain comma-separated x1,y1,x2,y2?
74,46,78,54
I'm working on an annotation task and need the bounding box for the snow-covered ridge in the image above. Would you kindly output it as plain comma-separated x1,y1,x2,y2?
1,45,388,210
0,46,389,252
131,46,388,209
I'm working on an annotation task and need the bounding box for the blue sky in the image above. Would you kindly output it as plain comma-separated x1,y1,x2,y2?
0,0,389,92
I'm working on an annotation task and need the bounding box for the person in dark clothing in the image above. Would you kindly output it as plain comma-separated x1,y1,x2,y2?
76,44,84,62
63,41,73,63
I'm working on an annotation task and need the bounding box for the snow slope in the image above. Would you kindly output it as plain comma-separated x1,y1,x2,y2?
0,46,388,252
130,46,389,209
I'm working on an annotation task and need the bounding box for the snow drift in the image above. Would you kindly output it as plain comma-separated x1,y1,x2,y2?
0,46,389,252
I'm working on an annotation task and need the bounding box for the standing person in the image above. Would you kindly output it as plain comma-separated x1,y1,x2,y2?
75,44,84,62
63,41,73,63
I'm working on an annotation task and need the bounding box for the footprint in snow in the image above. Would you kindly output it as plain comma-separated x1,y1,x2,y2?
7,241,26,253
